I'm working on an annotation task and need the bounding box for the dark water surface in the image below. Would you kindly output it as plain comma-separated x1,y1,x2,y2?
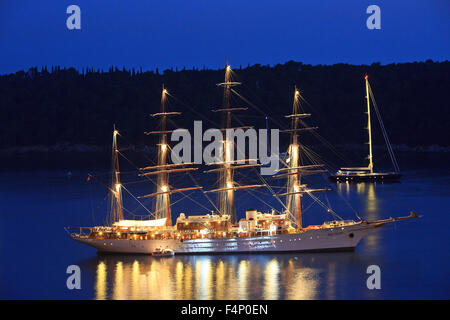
0,165,449,299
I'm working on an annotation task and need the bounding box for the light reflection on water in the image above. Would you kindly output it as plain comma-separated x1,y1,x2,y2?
87,252,376,300
337,182,381,248
86,182,388,300
1,169,448,299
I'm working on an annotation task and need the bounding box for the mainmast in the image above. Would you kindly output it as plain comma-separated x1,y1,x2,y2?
219,65,236,222
287,89,302,228
205,65,263,224
111,125,124,223
365,75,374,174
140,86,201,226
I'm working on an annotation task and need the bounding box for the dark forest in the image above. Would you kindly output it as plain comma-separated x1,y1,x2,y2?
0,60,448,151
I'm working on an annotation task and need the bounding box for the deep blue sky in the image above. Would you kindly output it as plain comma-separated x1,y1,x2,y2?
0,0,448,74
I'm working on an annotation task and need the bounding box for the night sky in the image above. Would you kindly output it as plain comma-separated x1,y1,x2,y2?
0,0,448,74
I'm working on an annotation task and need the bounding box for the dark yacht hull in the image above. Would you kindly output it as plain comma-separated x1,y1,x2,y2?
328,172,402,182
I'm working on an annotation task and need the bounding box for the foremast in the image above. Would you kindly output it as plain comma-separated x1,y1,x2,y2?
110,125,124,224
277,88,327,230
140,87,201,226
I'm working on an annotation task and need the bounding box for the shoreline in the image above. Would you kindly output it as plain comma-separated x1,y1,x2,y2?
1,143,449,155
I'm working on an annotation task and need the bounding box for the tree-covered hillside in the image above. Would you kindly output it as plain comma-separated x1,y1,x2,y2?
0,60,448,149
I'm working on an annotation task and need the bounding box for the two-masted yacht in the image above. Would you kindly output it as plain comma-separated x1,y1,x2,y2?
66,67,418,254
329,75,402,182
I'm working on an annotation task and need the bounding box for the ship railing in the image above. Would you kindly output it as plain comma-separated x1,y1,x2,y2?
64,226,93,238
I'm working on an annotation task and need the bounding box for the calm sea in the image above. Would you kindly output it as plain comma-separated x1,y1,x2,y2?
0,160,449,299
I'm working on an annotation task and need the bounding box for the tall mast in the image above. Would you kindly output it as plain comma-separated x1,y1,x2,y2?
112,125,123,223
286,88,302,229
141,87,202,226
205,65,264,224
156,86,171,226
220,65,235,222
277,88,327,230
365,75,374,174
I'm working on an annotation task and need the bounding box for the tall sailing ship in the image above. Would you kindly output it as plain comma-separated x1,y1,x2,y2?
329,75,402,182
66,66,417,254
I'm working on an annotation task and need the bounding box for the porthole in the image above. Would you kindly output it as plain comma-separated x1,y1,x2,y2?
349,233,354,238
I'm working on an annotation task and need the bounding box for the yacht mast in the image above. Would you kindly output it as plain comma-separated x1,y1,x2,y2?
365,75,374,174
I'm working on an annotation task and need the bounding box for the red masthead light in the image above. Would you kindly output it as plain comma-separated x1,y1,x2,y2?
364,74,369,80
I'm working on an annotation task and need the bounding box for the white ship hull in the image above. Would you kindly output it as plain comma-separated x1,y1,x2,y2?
73,221,384,255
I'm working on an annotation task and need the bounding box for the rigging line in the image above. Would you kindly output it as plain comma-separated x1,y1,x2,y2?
166,144,221,214
297,91,314,110
324,191,333,212
135,190,199,216
121,185,156,218
116,132,157,167
89,180,96,225
306,191,344,221
230,77,284,120
121,206,148,219
170,191,196,207
243,189,282,214
255,166,288,211
300,198,316,215
127,196,153,216
331,182,362,221
231,88,288,130
298,118,351,166
369,86,397,169
299,143,336,173
122,179,156,186
182,192,217,213
117,150,158,187
292,147,343,220
300,144,362,220
368,84,400,172
165,92,220,128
